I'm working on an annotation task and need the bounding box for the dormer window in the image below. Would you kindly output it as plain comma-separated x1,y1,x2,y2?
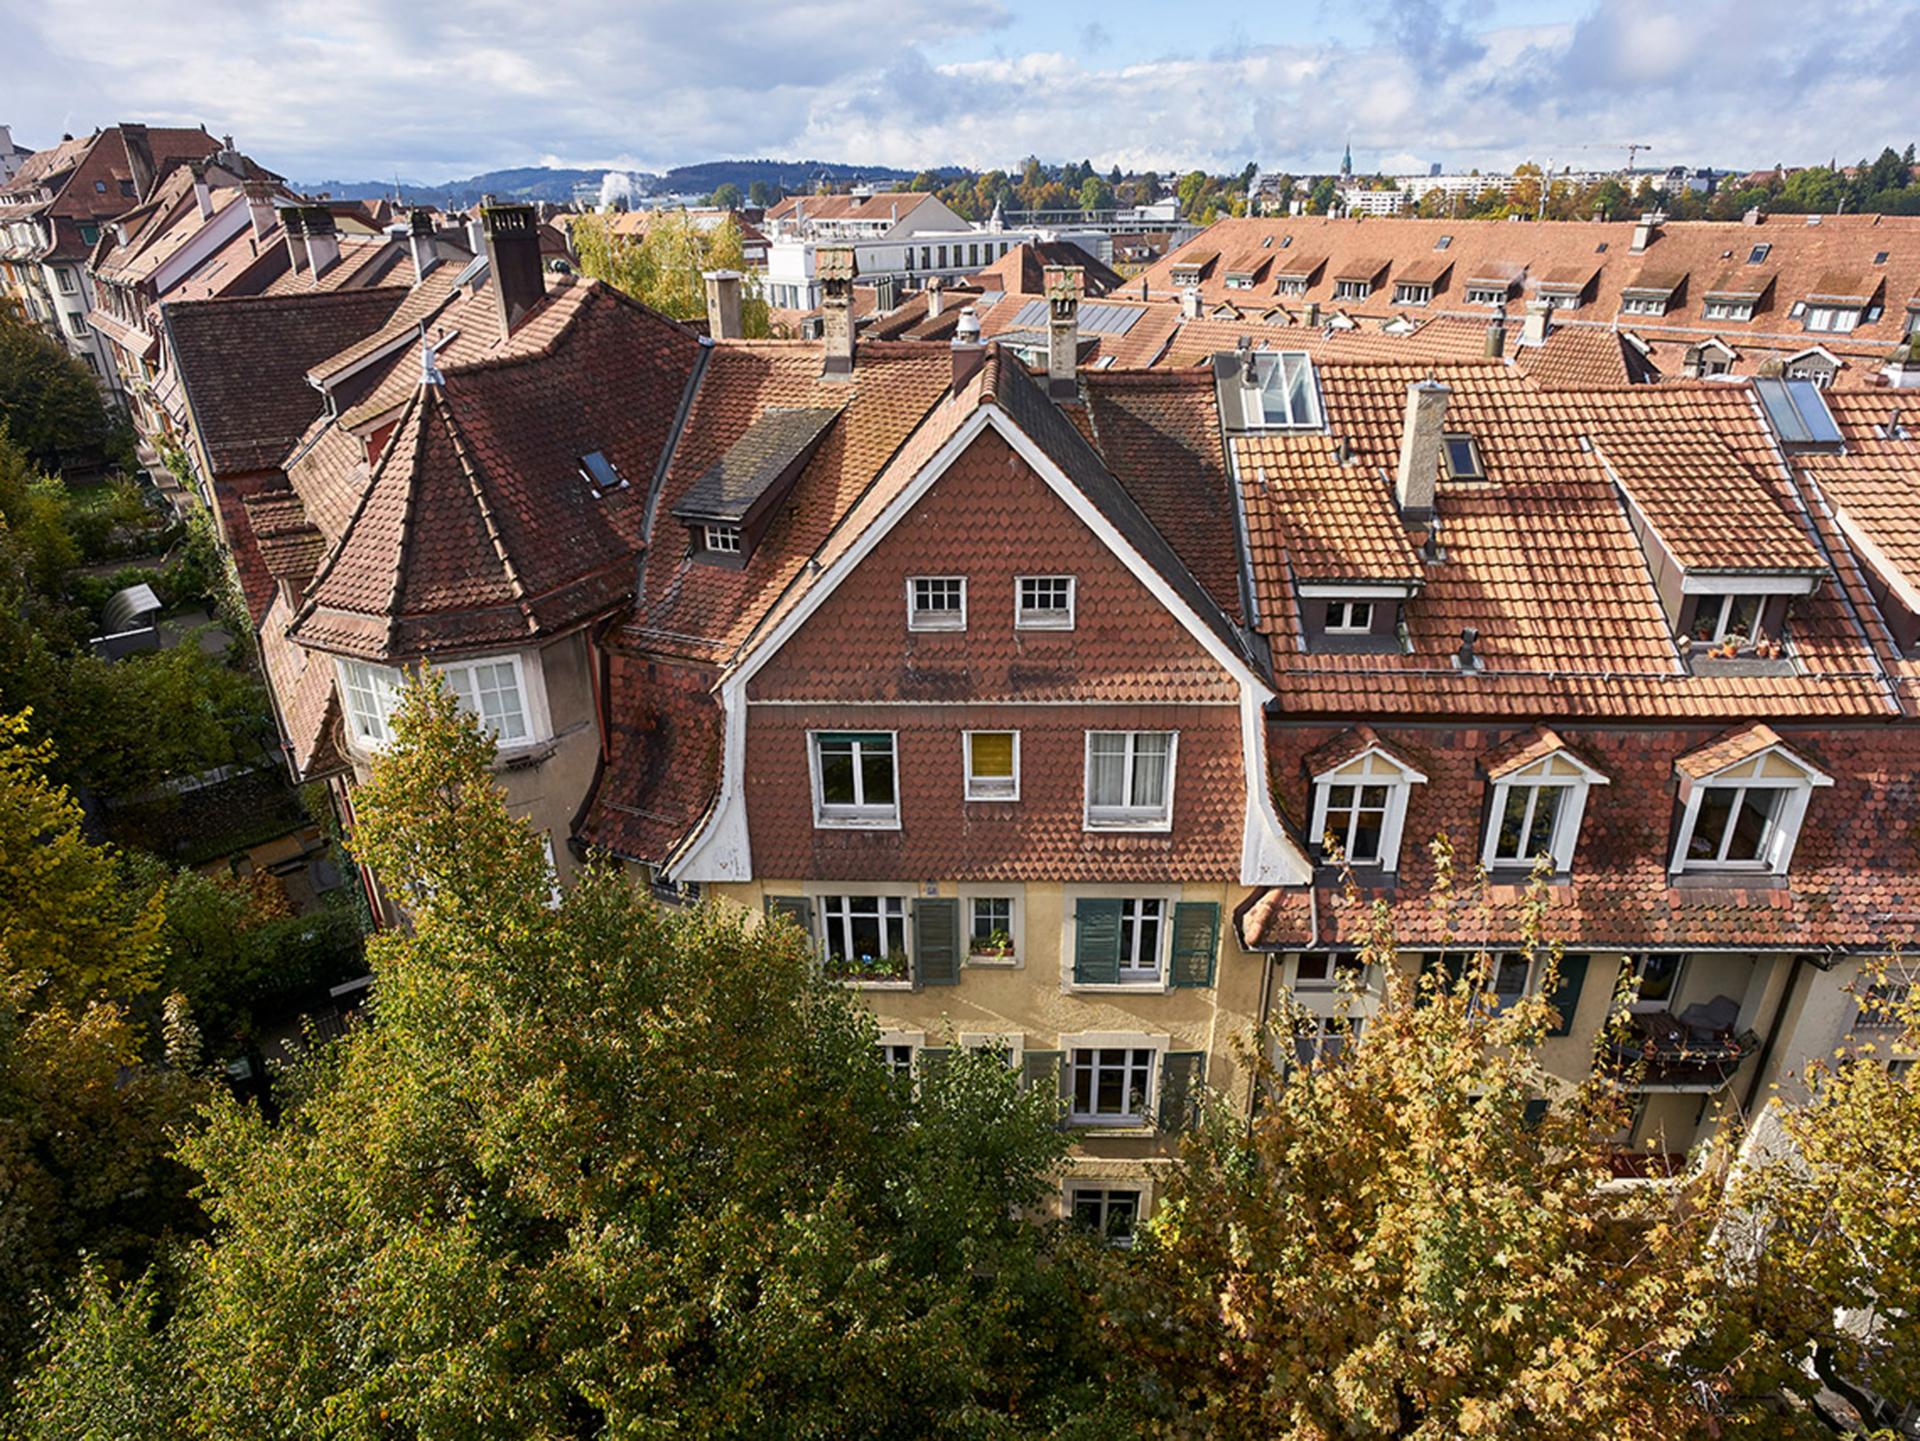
1308,740,1426,872
1480,737,1607,874
1670,726,1832,876
1621,293,1669,316
1334,278,1371,301
672,405,841,569
703,524,741,554
1275,277,1310,296
1393,283,1432,307
1325,599,1373,633
1805,304,1860,334
1688,594,1763,645
1704,297,1755,321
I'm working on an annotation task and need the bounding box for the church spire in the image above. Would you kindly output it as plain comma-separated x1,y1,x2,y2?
1341,138,1353,178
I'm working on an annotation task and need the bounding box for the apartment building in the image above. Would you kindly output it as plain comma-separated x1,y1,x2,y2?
0,122,222,393
197,234,1918,1226
1139,212,1920,390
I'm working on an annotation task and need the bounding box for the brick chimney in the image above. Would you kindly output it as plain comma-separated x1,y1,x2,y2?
243,180,276,241
189,159,213,221
818,244,856,377
300,206,340,279
1521,297,1552,346
1394,379,1450,521
407,208,439,284
703,268,743,341
952,308,985,393
1045,264,1080,400
482,202,546,338
282,205,309,274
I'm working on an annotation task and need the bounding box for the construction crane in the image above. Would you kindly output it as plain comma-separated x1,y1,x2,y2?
1539,141,1654,178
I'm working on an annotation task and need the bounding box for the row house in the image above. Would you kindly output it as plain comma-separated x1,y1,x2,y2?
211,236,1920,1233
1139,212,1920,392
0,122,221,395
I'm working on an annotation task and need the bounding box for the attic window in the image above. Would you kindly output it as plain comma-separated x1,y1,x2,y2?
93,180,107,193
1256,352,1323,429
1334,279,1372,301
1442,434,1483,481
1748,244,1771,264
1875,251,1890,265
703,525,742,554
1595,242,1608,254
577,451,627,497
1465,285,1509,306
1435,235,1453,250
1279,235,1294,248
1261,235,1274,249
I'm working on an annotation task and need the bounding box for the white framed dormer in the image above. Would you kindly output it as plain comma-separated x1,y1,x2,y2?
1670,738,1832,876
1308,744,1427,872
1481,747,1609,874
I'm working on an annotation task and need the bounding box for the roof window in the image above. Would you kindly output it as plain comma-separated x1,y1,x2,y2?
1435,235,1453,250
1442,434,1483,481
1256,352,1323,429
1754,376,1844,449
577,451,628,497
1875,251,1890,265
1279,234,1294,248
1594,241,1608,254
1748,243,1771,264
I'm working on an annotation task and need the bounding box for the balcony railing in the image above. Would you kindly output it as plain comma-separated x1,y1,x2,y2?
1609,999,1758,1091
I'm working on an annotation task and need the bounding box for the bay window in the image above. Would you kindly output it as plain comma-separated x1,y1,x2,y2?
441,656,529,744
337,658,403,747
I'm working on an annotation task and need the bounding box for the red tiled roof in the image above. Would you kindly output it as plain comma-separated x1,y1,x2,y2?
1673,721,1791,779
1592,431,1826,573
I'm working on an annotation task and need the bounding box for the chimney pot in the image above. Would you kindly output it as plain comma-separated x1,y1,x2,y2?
703,268,744,341
951,308,985,393
299,206,340,282
282,204,309,272
1394,378,1451,520
818,244,857,377
1484,315,1507,359
481,202,547,338
1044,264,1081,401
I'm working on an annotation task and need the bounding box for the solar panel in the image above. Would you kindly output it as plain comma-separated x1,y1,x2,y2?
1006,298,1140,336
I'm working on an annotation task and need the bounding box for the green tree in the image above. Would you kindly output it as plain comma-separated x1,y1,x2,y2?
1079,176,1115,212
1307,175,1339,215
704,216,772,339
31,680,1103,1435
708,182,742,211
1106,855,1733,1439
747,179,771,208
0,314,118,472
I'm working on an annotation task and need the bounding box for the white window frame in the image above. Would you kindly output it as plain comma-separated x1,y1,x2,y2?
1465,286,1508,306
439,652,536,747
1324,598,1374,634
1067,1185,1143,1247
703,524,741,554
1015,574,1076,630
1292,1009,1366,1068
1669,747,1831,875
1480,751,1607,873
962,728,1020,802
1083,730,1177,832
1275,276,1310,297
1704,298,1755,322
1334,278,1371,301
54,265,76,294
1393,282,1432,307
906,575,967,632
1063,1038,1164,1128
808,729,901,829
336,657,404,748
1309,746,1426,872
964,891,1020,963
817,892,910,976
1620,294,1669,316
1804,304,1860,334
539,833,564,908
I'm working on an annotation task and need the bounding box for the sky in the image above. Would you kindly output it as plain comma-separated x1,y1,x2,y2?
3,0,1919,184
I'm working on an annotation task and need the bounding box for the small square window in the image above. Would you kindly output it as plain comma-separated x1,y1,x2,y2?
908,576,966,631
964,730,1018,801
1324,599,1373,634
1443,434,1483,480
1435,235,1453,250
1016,575,1075,629
1874,251,1890,265
703,524,741,554
811,732,898,826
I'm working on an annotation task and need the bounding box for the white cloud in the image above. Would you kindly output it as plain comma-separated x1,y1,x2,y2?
5,0,1918,181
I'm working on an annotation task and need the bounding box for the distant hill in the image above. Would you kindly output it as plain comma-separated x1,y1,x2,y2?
298,160,957,210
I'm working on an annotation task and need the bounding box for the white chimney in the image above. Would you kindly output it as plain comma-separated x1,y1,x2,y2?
1180,283,1201,320
1394,379,1451,520
951,308,985,392
1521,297,1553,346
243,181,276,242
301,207,340,280
407,209,438,285
703,268,744,341
190,160,213,221
925,275,944,319
1630,211,1659,252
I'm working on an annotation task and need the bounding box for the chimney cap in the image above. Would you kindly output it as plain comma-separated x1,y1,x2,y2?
701,268,743,281
955,307,982,343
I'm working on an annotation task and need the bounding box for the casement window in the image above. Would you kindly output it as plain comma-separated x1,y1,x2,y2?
1293,1011,1364,1067
1804,305,1860,334
1393,282,1432,306
440,656,530,745
1256,351,1322,428
1785,359,1835,389
810,731,899,826
1275,276,1310,296
1225,273,1256,291
703,524,741,554
969,895,1014,956
1324,599,1373,634
1703,298,1755,322
1310,747,1424,870
1620,294,1668,315
1069,1047,1155,1126
1541,291,1582,311
1670,744,1831,875
1629,954,1686,1013
879,1042,916,1079
1855,970,1916,1030
963,730,1018,801
337,658,404,747
1085,731,1175,829
54,266,76,294
66,311,89,338
1489,952,1533,1008
1072,897,1218,988
1015,574,1075,629
1481,750,1606,873
907,575,966,631
1334,279,1371,300
1689,594,1765,645
1069,1187,1141,1247
819,894,907,973
1293,952,1367,989
1465,286,1508,306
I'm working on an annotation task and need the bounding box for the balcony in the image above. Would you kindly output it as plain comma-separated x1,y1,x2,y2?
1610,996,1759,1092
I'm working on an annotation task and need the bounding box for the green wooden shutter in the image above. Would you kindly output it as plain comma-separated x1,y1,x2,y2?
1169,902,1221,988
913,898,960,987
765,895,812,935
1545,954,1590,1038
1158,1050,1206,1131
1073,899,1123,985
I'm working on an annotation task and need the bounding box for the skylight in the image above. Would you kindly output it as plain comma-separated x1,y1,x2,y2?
577,451,627,496
1435,235,1453,250
1875,251,1890,265
1748,244,1772,264
1754,377,1844,449
1257,352,1323,429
